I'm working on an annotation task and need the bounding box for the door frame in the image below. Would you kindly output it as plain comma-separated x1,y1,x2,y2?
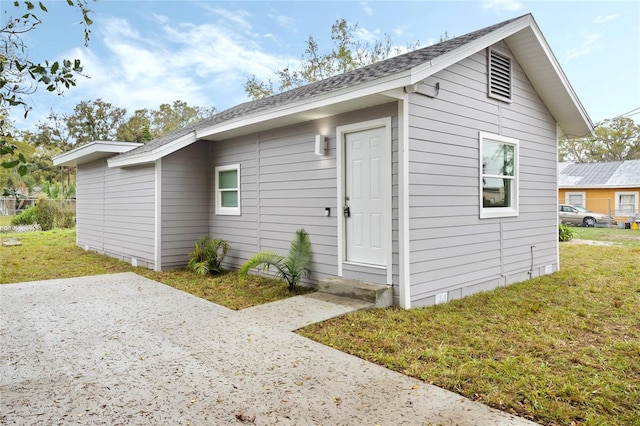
336,117,393,285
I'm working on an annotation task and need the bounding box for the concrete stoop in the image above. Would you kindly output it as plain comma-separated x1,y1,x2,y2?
318,277,393,308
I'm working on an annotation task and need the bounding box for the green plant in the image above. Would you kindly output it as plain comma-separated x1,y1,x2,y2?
558,224,574,242
33,196,56,231
187,236,230,275
239,228,311,291
11,207,37,225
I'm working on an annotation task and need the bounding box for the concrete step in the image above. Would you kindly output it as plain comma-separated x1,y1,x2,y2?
317,277,393,308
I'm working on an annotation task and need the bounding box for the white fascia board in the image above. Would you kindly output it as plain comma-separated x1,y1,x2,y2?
53,141,142,166
524,20,594,135
107,131,197,168
195,72,412,140
410,16,532,83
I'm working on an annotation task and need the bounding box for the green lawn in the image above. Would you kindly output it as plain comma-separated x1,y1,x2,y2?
1,228,638,425
300,240,640,425
571,226,640,247
0,215,12,226
0,228,311,309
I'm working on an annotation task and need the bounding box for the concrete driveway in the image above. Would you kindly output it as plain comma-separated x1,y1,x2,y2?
1,273,535,425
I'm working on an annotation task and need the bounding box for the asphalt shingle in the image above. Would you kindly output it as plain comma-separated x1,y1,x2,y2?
116,14,527,159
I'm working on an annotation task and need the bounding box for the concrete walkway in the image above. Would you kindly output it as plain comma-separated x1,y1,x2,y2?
0,273,536,425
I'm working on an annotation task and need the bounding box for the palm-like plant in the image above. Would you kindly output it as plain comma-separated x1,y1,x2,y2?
187,236,230,275
239,228,311,291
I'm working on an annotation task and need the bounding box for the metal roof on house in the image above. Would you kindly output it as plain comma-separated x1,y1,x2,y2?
558,160,640,188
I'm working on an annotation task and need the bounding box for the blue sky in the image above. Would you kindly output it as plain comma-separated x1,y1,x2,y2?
5,0,640,131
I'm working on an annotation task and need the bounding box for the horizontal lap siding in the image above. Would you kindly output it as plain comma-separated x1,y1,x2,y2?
103,163,156,266
210,103,398,285
76,160,106,251
408,43,558,307
161,141,210,268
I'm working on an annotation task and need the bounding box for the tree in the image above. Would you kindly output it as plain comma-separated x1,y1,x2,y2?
1,0,94,117
116,100,216,143
66,99,127,144
1,0,94,194
244,19,419,99
560,117,640,162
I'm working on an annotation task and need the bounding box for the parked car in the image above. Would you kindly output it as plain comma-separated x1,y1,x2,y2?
558,204,616,227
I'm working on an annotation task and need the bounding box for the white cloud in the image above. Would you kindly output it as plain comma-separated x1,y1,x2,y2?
565,33,601,62
593,13,621,24
482,0,523,12
267,10,297,31
43,13,298,119
355,27,380,43
360,2,373,16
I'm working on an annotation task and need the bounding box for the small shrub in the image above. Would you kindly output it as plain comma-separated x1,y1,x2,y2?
559,224,574,242
11,207,37,225
56,208,76,228
239,228,311,291
187,236,230,275
34,196,56,231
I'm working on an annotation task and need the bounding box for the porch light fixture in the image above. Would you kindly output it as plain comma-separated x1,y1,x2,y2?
315,134,327,156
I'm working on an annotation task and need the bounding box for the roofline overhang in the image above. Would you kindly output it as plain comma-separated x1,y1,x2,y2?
107,132,197,168
109,13,593,167
559,185,640,189
53,141,143,167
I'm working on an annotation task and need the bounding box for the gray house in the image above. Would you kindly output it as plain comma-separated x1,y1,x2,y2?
54,14,592,308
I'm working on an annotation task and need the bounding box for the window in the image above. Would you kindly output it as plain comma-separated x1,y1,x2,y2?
215,164,241,215
615,192,638,216
480,132,519,218
565,192,586,207
487,48,512,102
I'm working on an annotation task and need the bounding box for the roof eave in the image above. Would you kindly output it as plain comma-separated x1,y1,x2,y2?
53,141,142,167
107,132,197,168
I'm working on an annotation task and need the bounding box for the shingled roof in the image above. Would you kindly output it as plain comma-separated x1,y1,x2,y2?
52,12,592,169
558,160,640,188
115,15,525,160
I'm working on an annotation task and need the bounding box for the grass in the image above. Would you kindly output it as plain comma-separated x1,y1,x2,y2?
0,228,311,310
0,215,12,226
570,226,640,247
2,227,638,425
299,241,640,425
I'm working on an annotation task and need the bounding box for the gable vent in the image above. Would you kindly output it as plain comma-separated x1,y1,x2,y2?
488,49,512,102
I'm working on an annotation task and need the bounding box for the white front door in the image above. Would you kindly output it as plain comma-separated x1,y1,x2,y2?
344,126,389,265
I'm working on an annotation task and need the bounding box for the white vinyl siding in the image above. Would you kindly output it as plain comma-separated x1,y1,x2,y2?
76,159,156,268
161,141,210,269
406,42,558,307
480,132,519,218
215,164,241,215
209,103,398,290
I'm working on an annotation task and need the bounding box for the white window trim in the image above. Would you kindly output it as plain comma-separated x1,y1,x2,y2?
565,191,586,207
479,132,519,219
615,191,638,216
215,164,241,216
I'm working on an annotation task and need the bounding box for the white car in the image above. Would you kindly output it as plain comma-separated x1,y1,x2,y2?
559,204,615,227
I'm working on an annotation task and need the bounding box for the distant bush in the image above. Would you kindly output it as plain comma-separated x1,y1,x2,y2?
11,207,37,226
559,224,574,242
9,197,75,231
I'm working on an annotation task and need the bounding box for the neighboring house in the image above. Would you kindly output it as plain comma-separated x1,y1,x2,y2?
558,160,640,221
54,14,592,308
